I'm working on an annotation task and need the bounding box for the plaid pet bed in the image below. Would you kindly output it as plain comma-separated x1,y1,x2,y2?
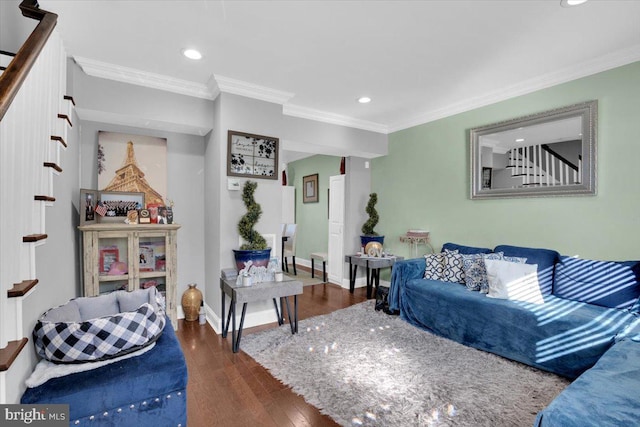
33,289,166,363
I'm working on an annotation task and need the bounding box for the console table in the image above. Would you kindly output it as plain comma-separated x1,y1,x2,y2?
220,275,303,352
344,255,404,298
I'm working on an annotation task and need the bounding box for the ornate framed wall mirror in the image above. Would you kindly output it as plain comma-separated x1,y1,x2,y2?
470,100,597,199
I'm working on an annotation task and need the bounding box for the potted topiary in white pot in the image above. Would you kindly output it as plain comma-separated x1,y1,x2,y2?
233,181,271,271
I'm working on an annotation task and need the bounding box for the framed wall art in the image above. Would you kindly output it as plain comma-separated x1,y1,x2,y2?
79,188,98,225
98,131,167,206
227,130,279,179
303,173,319,203
98,191,145,223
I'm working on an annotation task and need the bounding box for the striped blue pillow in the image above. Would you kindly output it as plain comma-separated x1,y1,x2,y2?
554,256,640,310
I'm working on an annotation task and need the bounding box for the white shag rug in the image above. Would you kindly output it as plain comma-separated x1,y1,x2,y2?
241,300,570,426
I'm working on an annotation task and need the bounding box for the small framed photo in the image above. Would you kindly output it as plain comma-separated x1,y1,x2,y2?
139,209,151,224
303,173,319,203
98,191,145,223
99,247,119,273
80,189,98,225
482,167,492,190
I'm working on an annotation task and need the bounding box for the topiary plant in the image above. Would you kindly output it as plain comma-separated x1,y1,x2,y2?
238,181,268,250
361,193,379,236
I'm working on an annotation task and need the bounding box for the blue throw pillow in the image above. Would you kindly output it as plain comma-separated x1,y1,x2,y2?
442,243,492,255
554,256,640,310
494,245,560,295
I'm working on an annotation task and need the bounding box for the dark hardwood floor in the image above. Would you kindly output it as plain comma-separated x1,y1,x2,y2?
176,282,368,427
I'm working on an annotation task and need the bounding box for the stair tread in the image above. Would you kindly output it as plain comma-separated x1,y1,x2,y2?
8,279,39,298
0,338,28,371
43,162,62,173
23,233,47,242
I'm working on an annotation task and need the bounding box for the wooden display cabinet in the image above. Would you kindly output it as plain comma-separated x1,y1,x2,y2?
79,223,180,329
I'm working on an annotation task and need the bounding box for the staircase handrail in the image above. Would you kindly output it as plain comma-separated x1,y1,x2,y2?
541,144,579,172
0,0,57,121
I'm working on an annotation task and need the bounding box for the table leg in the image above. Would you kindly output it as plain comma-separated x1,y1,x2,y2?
273,298,283,325
284,297,295,334
366,262,372,298
231,301,236,351
234,303,248,353
349,261,357,293
294,295,298,333
221,291,226,337
374,268,381,299
223,304,233,337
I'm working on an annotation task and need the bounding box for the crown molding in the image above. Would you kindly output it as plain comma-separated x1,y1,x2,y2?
283,104,389,134
213,74,295,105
389,44,640,133
75,107,212,136
73,56,216,100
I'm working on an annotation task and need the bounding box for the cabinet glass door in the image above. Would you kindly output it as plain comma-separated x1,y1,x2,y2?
98,235,129,295
138,234,168,297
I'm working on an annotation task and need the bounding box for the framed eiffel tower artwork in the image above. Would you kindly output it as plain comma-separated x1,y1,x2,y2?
97,131,167,208
227,130,279,179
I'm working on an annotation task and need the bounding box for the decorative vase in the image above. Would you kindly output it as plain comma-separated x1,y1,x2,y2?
181,283,203,322
233,248,272,272
360,235,385,248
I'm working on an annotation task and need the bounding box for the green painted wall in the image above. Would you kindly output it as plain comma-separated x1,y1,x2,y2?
372,61,640,261
288,155,342,260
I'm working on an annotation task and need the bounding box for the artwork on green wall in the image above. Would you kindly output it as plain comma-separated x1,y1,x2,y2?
303,174,319,203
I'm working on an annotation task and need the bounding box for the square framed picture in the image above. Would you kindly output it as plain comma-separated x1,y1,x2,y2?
227,130,279,179
80,189,98,225
303,173,319,203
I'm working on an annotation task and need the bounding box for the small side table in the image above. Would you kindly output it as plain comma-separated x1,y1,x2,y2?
220,276,303,353
344,255,404,299
400,234,435,258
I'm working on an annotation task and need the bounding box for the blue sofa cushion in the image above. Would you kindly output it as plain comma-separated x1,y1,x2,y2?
399,278,635,379
442,242,492,255
554,256,640,311
494,245,560,296
534,338,640,427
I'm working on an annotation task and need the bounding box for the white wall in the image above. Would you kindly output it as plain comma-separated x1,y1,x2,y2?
205,93,285,330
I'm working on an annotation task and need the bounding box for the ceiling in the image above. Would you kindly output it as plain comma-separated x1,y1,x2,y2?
37,0,640,134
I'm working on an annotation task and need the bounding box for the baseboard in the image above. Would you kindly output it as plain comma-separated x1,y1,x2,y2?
203,300,280,335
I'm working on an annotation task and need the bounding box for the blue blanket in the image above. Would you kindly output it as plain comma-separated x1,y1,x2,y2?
535,338,640,426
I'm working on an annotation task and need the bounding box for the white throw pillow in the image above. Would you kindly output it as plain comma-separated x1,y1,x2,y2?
484,259,544,304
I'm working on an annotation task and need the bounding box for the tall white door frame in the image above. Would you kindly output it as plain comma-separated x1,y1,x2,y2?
328,175,345,286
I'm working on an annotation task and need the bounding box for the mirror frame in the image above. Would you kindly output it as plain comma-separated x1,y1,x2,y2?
470,100,597,199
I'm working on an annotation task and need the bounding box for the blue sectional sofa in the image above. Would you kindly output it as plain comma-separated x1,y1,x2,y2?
389,243,640,425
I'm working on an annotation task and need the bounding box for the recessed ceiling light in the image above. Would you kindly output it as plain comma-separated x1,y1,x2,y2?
358,97,371,104
515,138,525,142
182,49,202,60
560,0,588,7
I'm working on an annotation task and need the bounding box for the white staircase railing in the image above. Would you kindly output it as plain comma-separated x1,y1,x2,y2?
0,28,70,403
508,144,580,187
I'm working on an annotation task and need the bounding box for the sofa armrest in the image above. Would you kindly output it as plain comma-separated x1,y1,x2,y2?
389,258,426,313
